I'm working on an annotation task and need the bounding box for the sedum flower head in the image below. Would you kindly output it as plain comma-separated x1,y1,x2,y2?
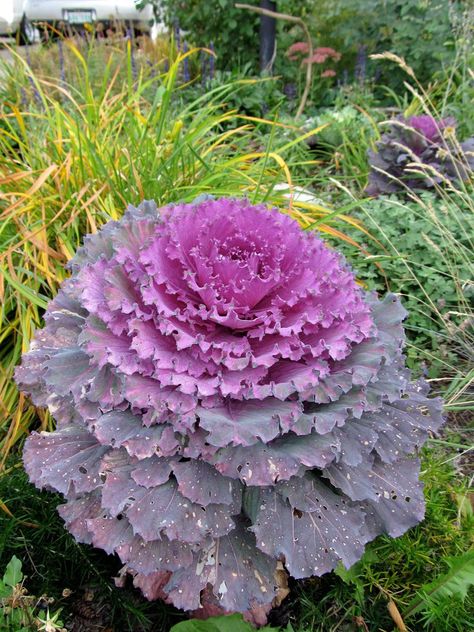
17,198,443,621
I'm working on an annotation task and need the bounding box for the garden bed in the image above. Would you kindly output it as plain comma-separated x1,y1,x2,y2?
0,14,472,631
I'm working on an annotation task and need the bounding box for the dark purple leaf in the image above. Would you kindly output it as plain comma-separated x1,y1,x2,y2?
57,492,102,544
164,519,278,612
252,475,366,577
324,456,425,536
23,426,108,495
92,410,180,458
173,459,241,506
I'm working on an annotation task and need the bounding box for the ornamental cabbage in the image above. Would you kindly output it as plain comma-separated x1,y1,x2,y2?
17,198,443,621
366,115,474,196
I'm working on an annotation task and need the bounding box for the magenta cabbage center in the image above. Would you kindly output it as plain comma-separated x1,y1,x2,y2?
17,198,443,621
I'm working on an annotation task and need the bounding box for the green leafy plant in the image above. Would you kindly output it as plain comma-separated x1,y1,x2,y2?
170,613,288,632
139,0,260,70
405,550,474,624
304,106,369,149
0,555,65,631
333,192,473,377
1,555,22,596
302,0,463,91
0,555,30,632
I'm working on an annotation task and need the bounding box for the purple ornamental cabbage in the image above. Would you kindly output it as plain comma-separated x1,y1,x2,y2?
17,198,444,622
366,115,474,196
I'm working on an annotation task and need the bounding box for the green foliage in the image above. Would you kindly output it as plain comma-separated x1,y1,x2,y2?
307,0,463,88
0,554,65,631
434,11,474,138
144,0,261,69
406,550,474,620
304,106,370,149
170,613,287,632
291,443,474,632
139,0,316,73
333,550,379,609
334,193,474,374
187,68,287,118
302,104,380,189
2,556,22,589
136,1,472,113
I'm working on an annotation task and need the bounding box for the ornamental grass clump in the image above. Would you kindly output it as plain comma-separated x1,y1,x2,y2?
16,198,444,621
366,115,474,196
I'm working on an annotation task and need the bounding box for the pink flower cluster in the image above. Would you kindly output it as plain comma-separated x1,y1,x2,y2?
286,42,340,79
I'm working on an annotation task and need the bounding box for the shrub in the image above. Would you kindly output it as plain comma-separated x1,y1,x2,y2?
142,1,315,72
303,0,463,90
304,105,375,149
17,198,443,621
334,191,474,377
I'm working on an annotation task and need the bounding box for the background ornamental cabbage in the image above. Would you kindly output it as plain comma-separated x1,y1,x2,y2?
366,115,474,196
16,198,444,621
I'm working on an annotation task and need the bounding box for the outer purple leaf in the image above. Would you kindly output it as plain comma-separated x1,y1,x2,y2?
23,426,108,495
125,478,237,543
99,450,238,543
116,534,193,574
79,315,143,374
295,356,411,436
122,199,160,223
84,364,124,408
305,294,406,405
43,281,88,330
57,492,102,544
100,450,144,516
123,374,196,425
331,422,378,467
211,432,339,485
87,515,132,554
332,380,444,467
14,287,87,424
164,519,278,612
365,356,410,403
131,456,174,488
173,460,241,506
44,348,95,397
324,456,425,536
91,410,180,458
132,571,171,601
252,474,366,577
15,339,79,424
68,219,121,272
294,388,372,435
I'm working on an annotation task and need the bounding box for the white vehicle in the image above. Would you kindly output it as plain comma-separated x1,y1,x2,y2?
0,0,33,43
25,0,154,37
